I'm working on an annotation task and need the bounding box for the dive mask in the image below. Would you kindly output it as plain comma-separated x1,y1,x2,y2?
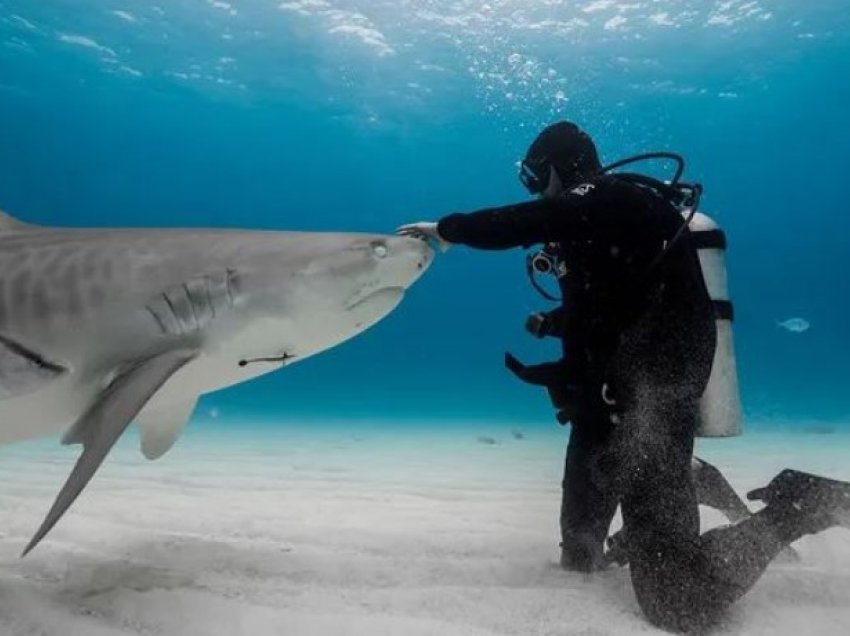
518,159,550,195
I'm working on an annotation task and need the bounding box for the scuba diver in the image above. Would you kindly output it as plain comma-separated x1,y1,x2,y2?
521,300,768,568
397,120,850,632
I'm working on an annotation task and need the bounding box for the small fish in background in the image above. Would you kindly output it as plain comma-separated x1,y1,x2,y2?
477,436,498,445
804,425,836,435
511,428,525,440
777,317,811,333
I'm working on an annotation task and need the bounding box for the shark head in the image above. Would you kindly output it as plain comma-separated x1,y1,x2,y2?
220,233,433,366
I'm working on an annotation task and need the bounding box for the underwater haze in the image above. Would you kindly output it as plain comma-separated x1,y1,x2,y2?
3,3,850,636
1,0,849,427
0,0,850,423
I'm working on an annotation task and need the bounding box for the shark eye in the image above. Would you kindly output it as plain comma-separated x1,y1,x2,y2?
371,243,388,259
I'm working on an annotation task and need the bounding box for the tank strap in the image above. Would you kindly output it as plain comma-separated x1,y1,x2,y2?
692,229,727,250
713,300,734,321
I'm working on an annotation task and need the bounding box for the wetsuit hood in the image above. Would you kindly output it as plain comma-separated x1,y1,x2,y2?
522,122,602,193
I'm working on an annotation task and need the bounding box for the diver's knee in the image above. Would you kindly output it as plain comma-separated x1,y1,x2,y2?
632,571,723,633
640,604,711,633
559,532,606,572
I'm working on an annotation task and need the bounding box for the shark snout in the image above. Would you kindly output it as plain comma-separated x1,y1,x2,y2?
340,235,432,312
388,235,433,284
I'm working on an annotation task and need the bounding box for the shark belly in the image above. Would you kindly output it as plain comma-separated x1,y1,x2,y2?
0,376,95,444
141,287,405,410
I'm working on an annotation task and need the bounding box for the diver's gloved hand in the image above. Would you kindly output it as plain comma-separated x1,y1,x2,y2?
525,312,550,338
505,353,567,386
504,352,529,380
396,221,452,253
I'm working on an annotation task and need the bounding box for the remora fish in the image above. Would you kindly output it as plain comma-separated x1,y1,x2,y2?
0,210,432,555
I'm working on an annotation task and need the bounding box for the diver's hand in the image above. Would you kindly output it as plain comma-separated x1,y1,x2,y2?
504,352,528,379
525,313,549,338
396,221,451,253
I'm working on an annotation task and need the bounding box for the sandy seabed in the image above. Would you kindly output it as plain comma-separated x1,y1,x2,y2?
1,421,849,636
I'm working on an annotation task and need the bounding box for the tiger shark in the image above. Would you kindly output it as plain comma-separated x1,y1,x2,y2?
0,209,432,556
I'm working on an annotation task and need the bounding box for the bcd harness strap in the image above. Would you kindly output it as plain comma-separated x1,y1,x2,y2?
690,228,733,322
691,228,726,250
713,300,734,322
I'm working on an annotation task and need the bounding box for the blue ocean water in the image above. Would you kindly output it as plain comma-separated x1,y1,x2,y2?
0,0,848,429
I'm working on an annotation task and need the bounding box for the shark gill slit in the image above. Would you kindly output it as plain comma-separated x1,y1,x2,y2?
146,306,168,335
181,282,199,327
225,269,238,307
161,292,179,328
205,276,216,318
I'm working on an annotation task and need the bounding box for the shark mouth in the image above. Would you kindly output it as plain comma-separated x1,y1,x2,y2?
345,286,405,311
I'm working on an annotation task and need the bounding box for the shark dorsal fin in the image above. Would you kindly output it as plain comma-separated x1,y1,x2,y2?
0,209,34,232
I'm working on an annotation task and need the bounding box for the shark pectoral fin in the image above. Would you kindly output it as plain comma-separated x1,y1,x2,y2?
23,348,198,557
136,398,198,460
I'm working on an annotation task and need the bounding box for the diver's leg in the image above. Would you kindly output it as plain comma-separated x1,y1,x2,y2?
606,456,752,567
620,396,850,632
616,395,711,630
559,399,620,572
692,456,801,562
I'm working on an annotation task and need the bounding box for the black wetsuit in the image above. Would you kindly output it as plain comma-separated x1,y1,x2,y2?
440,173,715,565
438,175,798,631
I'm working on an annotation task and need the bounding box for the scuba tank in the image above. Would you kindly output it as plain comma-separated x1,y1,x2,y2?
686,211,742,437
524,152,743,437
